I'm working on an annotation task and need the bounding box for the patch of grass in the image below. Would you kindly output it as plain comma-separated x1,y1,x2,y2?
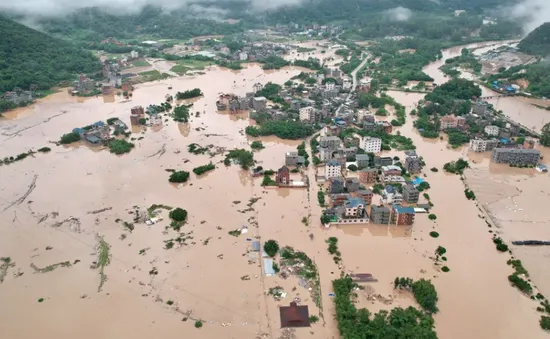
139,70,171,82
132,59,150,67
30,261,72,273
429,231,439,238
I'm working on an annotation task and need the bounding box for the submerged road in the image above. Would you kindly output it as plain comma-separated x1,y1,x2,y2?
336,54,369,116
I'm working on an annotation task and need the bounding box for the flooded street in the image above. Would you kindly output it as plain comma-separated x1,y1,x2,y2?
422,41,550,132
0,47,549,339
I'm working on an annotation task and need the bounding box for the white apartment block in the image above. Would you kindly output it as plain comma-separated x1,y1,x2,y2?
325,160,342,179
360,136,382,153
485,125,499,136
470,139,488,152
326,82,335,91
299,106,315,122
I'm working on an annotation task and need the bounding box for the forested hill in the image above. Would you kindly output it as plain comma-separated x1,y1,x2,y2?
518,22,550,56
0,15,101,93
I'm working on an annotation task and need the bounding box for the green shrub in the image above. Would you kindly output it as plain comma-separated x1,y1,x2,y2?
109,139,134,155
250,141,265,150
38,147,51,152
540,316,550,330
428,214,437,220
193,163,215,175
264,240,280,257
169,208,188,222
169,171,190,183
309,315,319,323
496,243,509,252
59,132,81,144
194,320,203,328
441,266,450,272
429,231,439,238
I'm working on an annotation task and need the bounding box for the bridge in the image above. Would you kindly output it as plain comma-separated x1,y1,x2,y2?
498,114,541,138
479,94,511,100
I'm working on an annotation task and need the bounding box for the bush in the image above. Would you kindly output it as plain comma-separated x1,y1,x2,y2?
441,266,450,272
540,316,550,330
38,147,51,153
169,171,190,183
430,231,439,238
193,163,215,175
194,320,203,328
309,315,319,323
347,164,358,172
109,139,134,155
169,208,188,222
508,274,532,294
423,193,430,200
430,167,438,172
411,278,439,313
428,214,437,220
264,240,280,257
317,191,326,206
59,132,81,144
250,141,265,150
496,243,509,252
435,246,446,256
138,118,147,125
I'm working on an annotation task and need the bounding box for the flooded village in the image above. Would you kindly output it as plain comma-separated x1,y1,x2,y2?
2,34,550,339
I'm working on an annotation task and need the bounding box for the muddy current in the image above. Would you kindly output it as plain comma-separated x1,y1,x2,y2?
0,47,549,339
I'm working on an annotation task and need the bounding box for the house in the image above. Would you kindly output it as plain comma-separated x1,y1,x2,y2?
337,147,358,158
253,97,267,111
374,156,393,167
279,302,310,328
405,156,422,174
363,122,376,131
319,147,333,162
381,165,402,176
523,138,536,149
391,204,415,225
358,168,377,184
360,137,382,153
299,106,315,122
382,185,403,204
253,82,263,92
382,176,406,184
473,100,488,115
485,125,500,136
376,121,392,134
491,148,540,166
319,136,341,150
239,52,248,61
357,189,373,205
285,152,305,167
325,159,342,179
345,177,361,192
403,184,420,203
469,138,498,152
370,205,391,225
439,114,465,130
276,166,291,185
344,197,366,218
329,177,345,194
330,193,350,207
356,154,370,168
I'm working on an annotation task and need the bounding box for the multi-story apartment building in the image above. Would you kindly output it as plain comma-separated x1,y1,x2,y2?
405,156,422,174
370,205,391,224
360,137,382,153
252,97,267,111
325,159,342,179
391,204,415,225
319,136,341,150
356,154,370,168
469,138,499,152
358,168,377,184
403,184,420,203
299,106,315,122
491,148,540,166
485,125,500,136
344,197,366,218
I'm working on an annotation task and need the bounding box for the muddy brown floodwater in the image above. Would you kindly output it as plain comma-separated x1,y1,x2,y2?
0,53,548,339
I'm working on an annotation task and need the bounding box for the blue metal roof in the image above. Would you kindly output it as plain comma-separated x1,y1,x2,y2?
393,204,415,214
72,128,85,134
86,135,101,143
264,259,275,276
92,121,105,127
412,177,424,185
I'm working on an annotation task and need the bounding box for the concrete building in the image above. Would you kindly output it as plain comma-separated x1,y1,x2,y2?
403,184,419,203
360,137,382,153
319,147,333,162
345,177,361,193
285,152,305,166
342,79,352,90
405,156,422,174
325,159,342,179
319,136,341,150
524,138,536,149
381,165,402,176
382,186,403,204
374,156,393,167
326,82,336,91
473,100,488,115
358,168,378,184
491,148,540,166
299,106,315,122
356,154,370,168
252,97,267,112
276,166,290,185
485,125,500,136
253,82,263,92
469,138,499,152
357,189,373,205
330,194,349,207
370,205,391,225
344,197,366,218
329,178,345,194
391,204,415,225
239,52,248,61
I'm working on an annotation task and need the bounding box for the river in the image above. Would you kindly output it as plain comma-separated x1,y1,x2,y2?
422,40,550,132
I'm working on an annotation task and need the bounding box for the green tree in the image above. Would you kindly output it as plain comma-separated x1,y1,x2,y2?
541,123,550,147
169,208,188,222
264,240,280,257
169,171,190,183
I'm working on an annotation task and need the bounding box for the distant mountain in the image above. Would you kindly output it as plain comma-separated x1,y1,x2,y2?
518,22,550,56
0,15,101,93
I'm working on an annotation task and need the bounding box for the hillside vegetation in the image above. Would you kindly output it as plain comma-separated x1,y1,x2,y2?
0,15,101,93
519,22,550,56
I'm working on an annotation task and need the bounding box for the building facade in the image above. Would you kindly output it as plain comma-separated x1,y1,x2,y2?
285,152,305,166
276,166,290,185
391,204,415,225
356,154,370,168
325,160,342,179
403,184,420,203
360,137,382,153
358,168,377,184
299,106,315,122
344,197,366,218
485,125,500,136
370,205,391,224
252,97,267,111
491,148,540,165
319,136,341,150
404,156,422,174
